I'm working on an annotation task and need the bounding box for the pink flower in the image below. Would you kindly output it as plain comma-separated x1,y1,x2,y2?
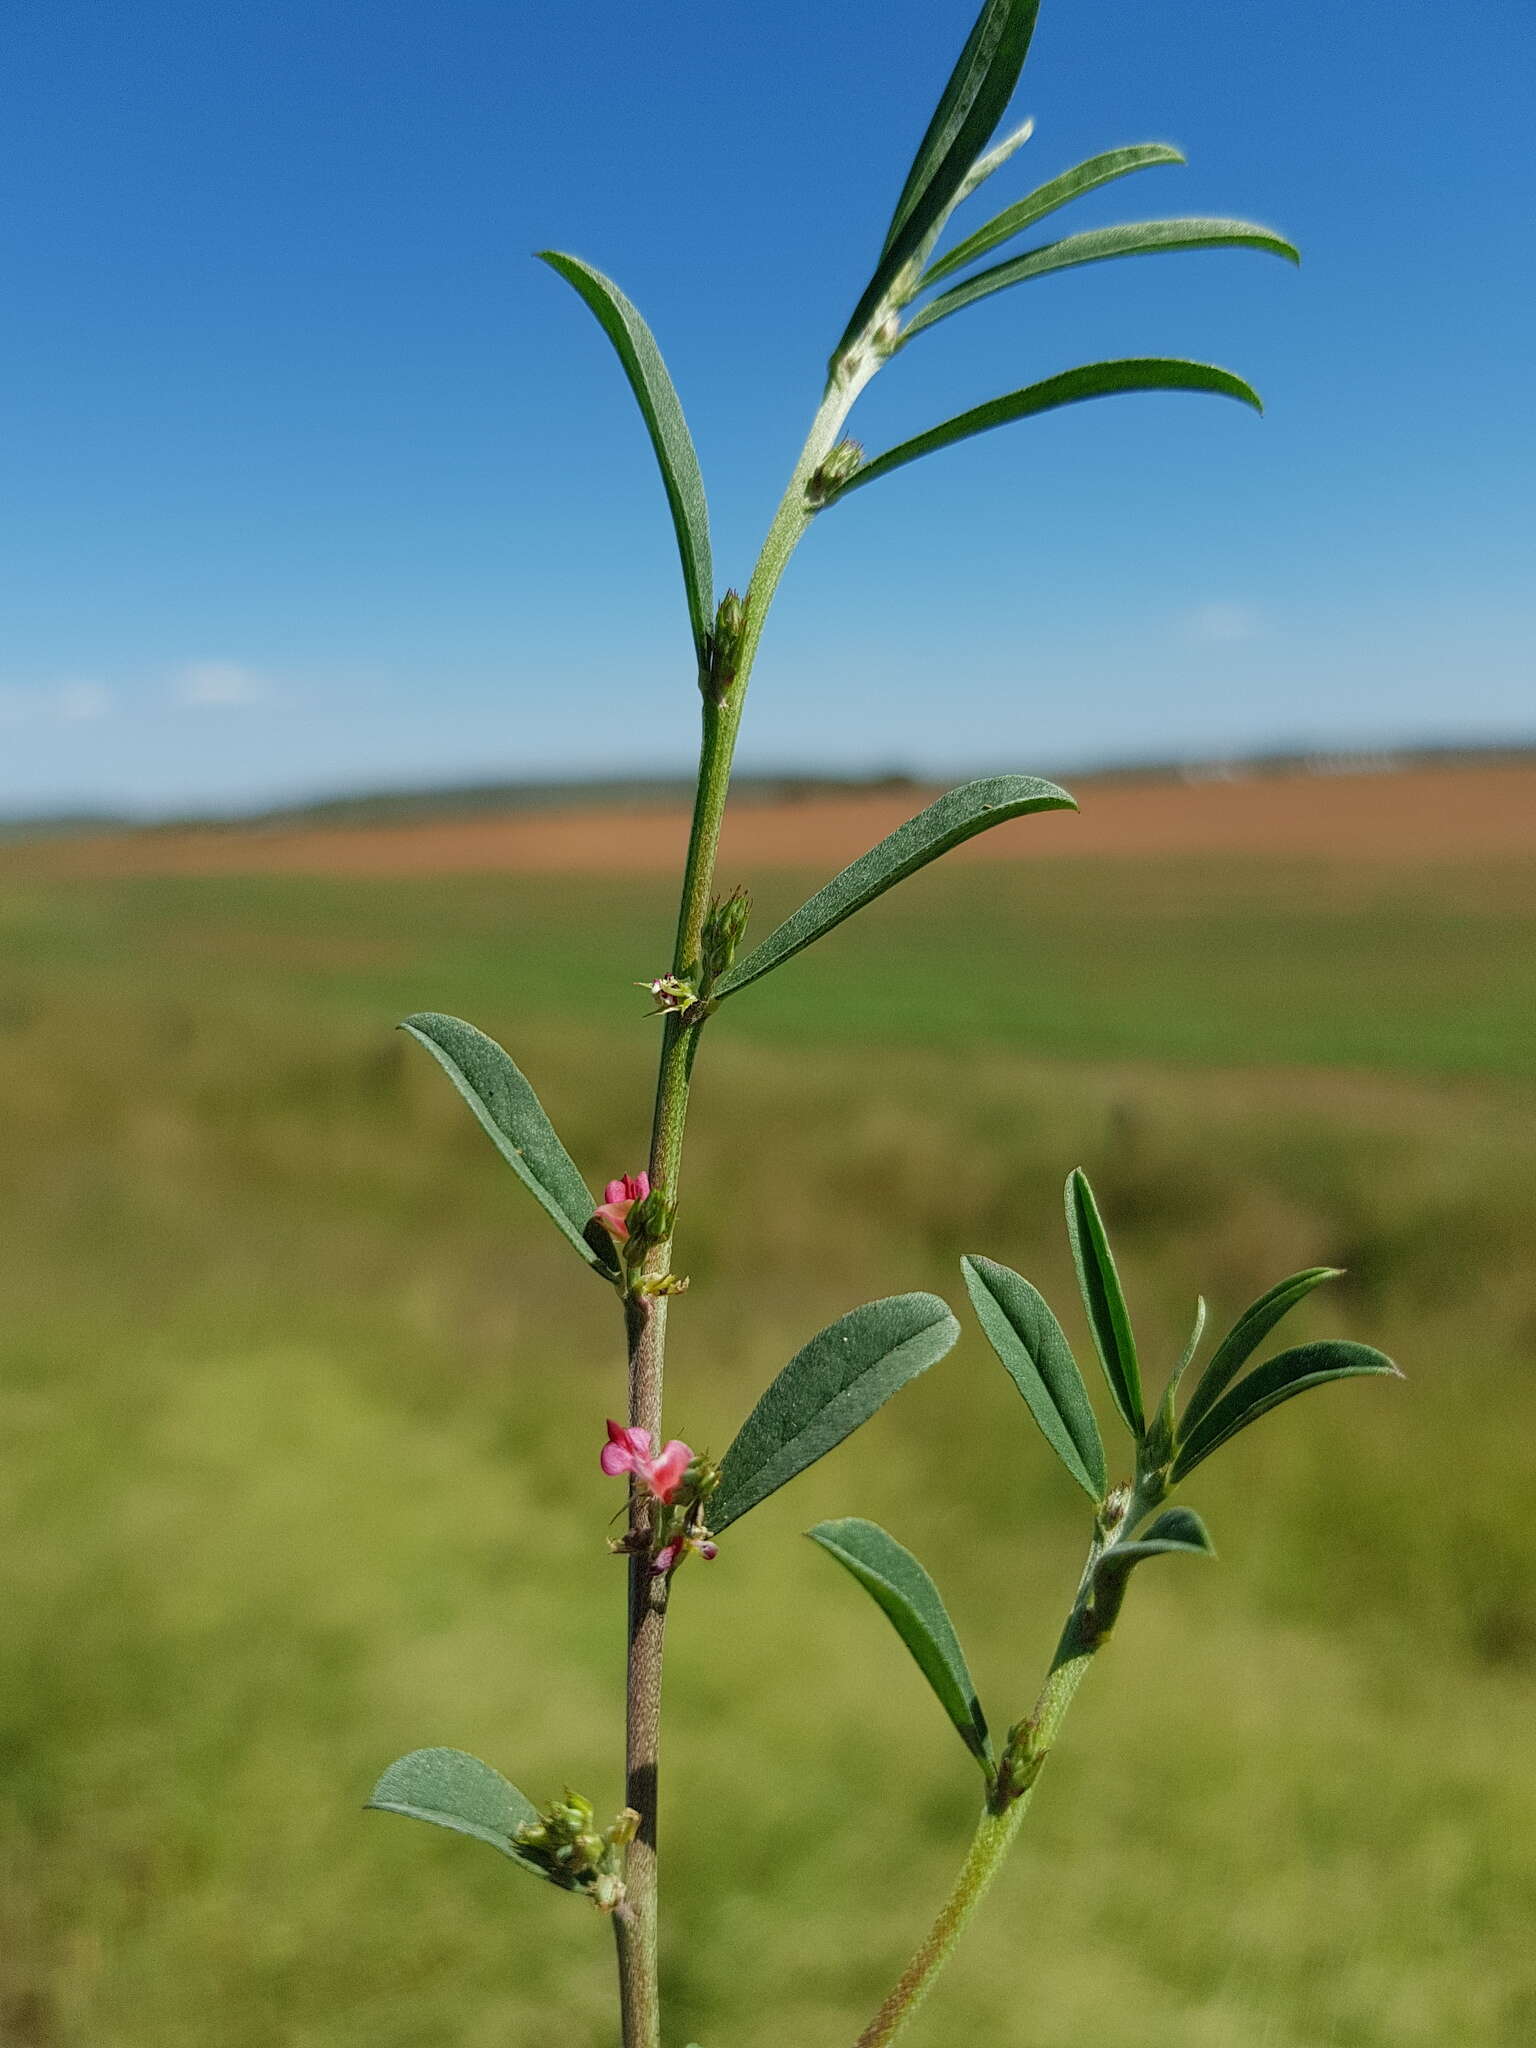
593,1170,650,1243
600,1419,693,1502
651,1534,719,1577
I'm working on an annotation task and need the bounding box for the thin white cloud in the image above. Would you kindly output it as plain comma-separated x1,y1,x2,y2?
56,681,113,722
1186,602,1261,645
175,660,269,709
0,681,113,725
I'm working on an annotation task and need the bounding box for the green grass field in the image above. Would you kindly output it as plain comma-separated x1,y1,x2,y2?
2,852,1534,2046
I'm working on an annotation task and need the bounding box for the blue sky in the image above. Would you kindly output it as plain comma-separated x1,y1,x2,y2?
3,0,1531,814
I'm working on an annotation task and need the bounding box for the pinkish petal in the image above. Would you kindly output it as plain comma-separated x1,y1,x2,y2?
631,1171,651,1201
593,1200,633,1241
646,1439,694,1503
696,1540,719,1561
651,1543,680,1576
603,1179,627,1206
601,1422,652,1477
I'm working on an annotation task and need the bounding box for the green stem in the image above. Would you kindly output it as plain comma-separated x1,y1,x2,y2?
850,1649,1095,2048
850,1481,1154,2048
612,372,865,2048
667,376,860,987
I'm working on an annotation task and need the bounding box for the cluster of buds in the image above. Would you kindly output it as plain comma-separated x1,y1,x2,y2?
702,588,748,704
805,437,864,508
700,886,751,990
514,1792,639,1912
601,1422,721,1577
637,888,749,1029
992,1717,1046,1809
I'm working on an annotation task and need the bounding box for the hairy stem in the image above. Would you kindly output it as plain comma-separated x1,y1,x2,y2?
612,371,865,2048
613,1290,669,2048
850,1489,1146,2048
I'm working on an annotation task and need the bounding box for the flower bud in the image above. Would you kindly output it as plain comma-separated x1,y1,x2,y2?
626,1186,677,1252
605,1807,641,1850
701,888,751,985
681,1454,720,1499
703,588,748,701
806,439,863,509
516,1790,641,1906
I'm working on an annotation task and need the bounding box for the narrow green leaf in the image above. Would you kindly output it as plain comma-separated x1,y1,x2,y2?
834,0,1041,362
1098,1506,1216,1579
961,1256,1105,1502
537,251,714,664
713,1295,960,1530
714,776,1075,999
809,1518,993,1769
906,217,1300,342
1181,1268,1340,1436
951,115,1037,210
1172,1341,1401,1481
1064,1169,1144,1438
823,360,1263,505
1164,1295,1208,1408
923,143,1186,285
401,1013,613,1273
366,1748,555,1882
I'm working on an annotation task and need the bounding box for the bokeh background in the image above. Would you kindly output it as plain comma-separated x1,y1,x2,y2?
4,2,1534,2045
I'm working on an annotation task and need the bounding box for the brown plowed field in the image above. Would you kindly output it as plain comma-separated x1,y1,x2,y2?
13,762,1536,878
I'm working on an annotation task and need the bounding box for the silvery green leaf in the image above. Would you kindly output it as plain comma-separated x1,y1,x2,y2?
538,252,714,665
713,1294,960,1529
962,1256,1106,1502
367,1748,558,1884
834,0,1041,364
714,776,1075,998
952,116,1037,209
922,143,1186,286
1181,1268,1340,1435
1164,1295,1208,1409
905,217,1300,342
401,1013,613,1274
1097,1506,1216,1582
1171,1342,1401,1481
1065,1169,1144,1439
810,1518,993,1770
821,360,1263,505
